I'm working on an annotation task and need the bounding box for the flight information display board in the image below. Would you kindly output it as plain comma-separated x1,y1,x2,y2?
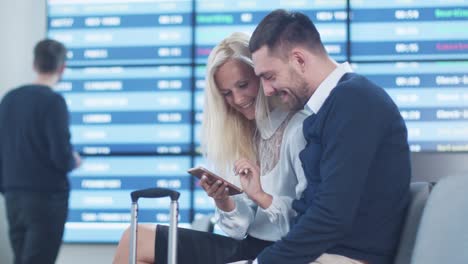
47,0,193,66
46,0,468,244
64,156,192,242
192,156,216,220
57,66,193,155
353,61,468,152
350,0,468,61
195,0,347,63
193,66,205,154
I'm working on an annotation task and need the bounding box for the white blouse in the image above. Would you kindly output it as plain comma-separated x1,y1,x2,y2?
215,109,308,241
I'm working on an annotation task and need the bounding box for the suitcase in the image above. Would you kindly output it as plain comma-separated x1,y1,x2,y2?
129,187,180,264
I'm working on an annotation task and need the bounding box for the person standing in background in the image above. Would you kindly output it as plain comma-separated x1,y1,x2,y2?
0,39,81,264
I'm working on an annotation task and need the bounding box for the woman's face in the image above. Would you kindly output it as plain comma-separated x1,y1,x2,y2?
214,59,260,120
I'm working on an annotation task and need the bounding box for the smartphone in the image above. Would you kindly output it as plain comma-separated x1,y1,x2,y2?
188,166,243,196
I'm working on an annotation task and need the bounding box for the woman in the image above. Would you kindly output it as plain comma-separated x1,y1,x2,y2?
113,32,308,264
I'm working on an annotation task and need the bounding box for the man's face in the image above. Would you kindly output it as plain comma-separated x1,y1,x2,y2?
252,46,309,111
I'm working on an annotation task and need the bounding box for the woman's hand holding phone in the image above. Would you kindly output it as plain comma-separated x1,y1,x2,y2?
199,174,235,212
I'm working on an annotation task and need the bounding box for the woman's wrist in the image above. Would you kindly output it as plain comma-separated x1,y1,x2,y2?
251,191,273,209
215,196,235,212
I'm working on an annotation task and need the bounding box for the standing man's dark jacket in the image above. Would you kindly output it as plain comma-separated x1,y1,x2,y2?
0,84,76,193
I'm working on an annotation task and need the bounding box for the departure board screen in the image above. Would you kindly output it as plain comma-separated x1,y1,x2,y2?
195,0,347,63
47,0,193,66
192,156,216,220
64,156,192,242
46,0,468,243
57,66,193,155
194,66,205,154
353,61,468,152
350,0,468,61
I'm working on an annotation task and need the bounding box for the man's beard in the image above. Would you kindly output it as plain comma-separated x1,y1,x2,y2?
274,89,304,112
285,67,309,110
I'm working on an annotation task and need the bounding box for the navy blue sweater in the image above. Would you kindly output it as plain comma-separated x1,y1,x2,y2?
257,73,411,264
0,85,75,193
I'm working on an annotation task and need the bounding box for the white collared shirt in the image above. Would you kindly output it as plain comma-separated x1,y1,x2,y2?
306,62,353,114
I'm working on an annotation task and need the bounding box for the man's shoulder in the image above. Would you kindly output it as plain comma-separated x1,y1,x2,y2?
1,85,30,104
2,85,62,111
27,84,62,100
6,84,53,97
335,73,381,97
332,73,394,110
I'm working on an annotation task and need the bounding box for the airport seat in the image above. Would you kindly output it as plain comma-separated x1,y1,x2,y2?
229,182,435,264
394,182,432,264
410,175,468,264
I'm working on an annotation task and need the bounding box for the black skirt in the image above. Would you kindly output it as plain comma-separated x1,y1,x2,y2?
155,225,274,264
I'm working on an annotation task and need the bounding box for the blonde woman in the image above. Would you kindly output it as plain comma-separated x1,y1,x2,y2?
113,32,307,264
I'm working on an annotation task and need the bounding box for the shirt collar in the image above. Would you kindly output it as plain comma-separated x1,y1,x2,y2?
257,107,290,139
306,62,353,114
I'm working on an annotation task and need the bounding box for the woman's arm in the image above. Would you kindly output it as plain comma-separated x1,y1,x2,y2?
200,175,236,211
199,173,256,239
215,194,256,239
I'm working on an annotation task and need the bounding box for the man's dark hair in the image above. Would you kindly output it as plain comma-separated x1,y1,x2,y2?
33,39,67,74
249,9,326,58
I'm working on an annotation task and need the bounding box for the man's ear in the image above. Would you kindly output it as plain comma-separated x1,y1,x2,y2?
290,48,306,73
58,63,66,75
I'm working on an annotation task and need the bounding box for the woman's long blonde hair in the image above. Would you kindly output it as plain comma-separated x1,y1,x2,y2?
200,32,273,178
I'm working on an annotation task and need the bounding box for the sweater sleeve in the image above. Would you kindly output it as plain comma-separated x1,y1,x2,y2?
257,88,386,264
215,193,256,239
44,94,76,173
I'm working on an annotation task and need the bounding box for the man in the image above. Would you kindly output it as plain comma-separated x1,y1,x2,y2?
0,39,81,264
249,10,411,264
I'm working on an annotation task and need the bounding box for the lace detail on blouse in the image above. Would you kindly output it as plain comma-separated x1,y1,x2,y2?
255,112,294,176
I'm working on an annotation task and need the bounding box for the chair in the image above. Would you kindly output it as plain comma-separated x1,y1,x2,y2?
410,175,468,264
394,182,432,264
232,182,433,264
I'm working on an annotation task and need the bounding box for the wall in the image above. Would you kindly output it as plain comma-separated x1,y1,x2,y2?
0,0,44,262
411,153,468,183
0,0,41,96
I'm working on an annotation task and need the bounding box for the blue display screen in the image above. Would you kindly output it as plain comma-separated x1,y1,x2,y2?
195,0,347,63
64,156,192,242
48,0,193,66
59,66,193,155
46,0,467,243
353,61,468,152
350,1,468,61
